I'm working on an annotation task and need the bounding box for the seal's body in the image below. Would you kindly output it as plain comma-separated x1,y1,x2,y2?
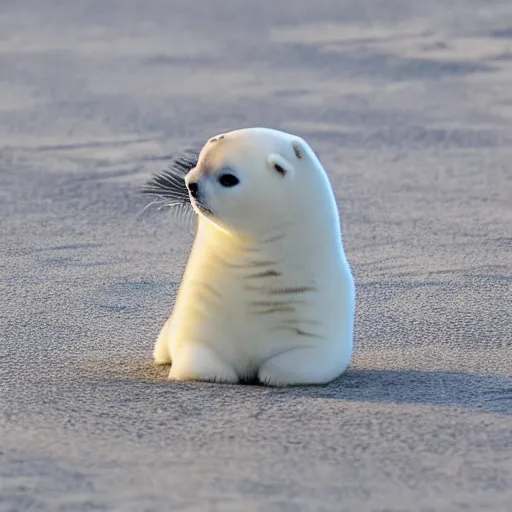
153,128,355,386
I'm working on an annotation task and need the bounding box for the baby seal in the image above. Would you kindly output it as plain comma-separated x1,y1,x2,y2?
144,127,355,386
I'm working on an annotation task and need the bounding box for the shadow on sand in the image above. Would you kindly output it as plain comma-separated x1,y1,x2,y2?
276,369,512,416
89,357,512,416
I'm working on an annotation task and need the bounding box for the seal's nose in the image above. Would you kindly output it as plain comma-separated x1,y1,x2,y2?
187,182,199,199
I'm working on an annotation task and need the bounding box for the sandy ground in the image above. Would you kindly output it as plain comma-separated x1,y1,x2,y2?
1,1,512,510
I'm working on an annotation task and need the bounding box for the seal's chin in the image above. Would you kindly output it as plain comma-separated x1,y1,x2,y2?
190,198,234,236
191,198,214,217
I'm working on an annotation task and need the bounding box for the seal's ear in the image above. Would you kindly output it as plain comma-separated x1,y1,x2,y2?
268,153,294,179
291,137,320,163
292,140,305,160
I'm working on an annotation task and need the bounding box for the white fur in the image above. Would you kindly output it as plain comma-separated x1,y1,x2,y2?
153,128,355,386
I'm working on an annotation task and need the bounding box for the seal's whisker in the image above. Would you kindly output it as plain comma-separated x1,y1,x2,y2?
136,198,165,219
157,200,186,211
165,201,197,233
141,150,200,205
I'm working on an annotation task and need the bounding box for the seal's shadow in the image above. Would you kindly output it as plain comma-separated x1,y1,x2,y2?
87,357,512,416
273,369,512,415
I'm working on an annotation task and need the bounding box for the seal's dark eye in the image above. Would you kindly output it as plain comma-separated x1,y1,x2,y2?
218,173,239,187
273,163,287,176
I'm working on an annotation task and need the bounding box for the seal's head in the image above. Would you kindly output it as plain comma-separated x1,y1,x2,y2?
184,128,336,237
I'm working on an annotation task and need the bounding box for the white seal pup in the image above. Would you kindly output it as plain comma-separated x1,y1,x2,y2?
149,127,355,386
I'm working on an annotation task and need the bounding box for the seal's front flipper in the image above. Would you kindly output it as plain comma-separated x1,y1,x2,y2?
168,342,239,384
258,346,350,386
153,317,172,365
